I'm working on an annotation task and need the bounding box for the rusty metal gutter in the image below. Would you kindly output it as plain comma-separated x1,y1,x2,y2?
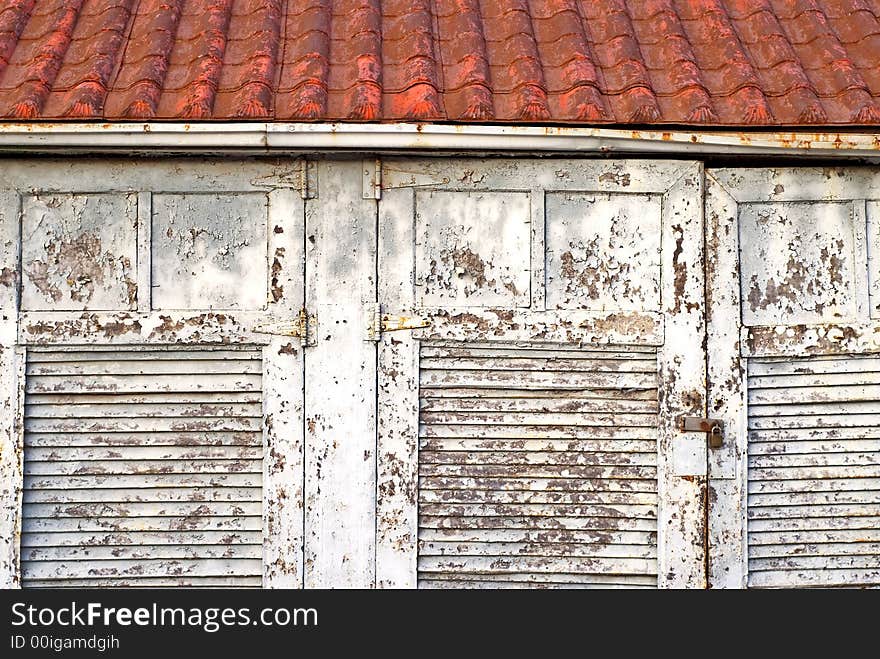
0,123,877,159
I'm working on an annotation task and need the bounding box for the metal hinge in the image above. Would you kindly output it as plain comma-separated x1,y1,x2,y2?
253,307,317,347
365,302,430,341
678,416,724,448
362,158,381,200
300,159,317,199
362,159,452,200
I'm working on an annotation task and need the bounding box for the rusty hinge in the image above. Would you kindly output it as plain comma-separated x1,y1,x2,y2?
678,416,724,448
365,302,430,341
362,160,453,200
362,158,381,200
253,307,317,347
300,159,317,199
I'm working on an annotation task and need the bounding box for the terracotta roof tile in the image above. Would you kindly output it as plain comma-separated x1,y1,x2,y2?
2,0,880,125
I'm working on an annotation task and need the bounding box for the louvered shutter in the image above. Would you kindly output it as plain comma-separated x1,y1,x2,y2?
416,341,659,588
707,167,880,588
21,346,264,587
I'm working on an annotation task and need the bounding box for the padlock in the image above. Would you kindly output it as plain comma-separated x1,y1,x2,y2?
709,423,723,449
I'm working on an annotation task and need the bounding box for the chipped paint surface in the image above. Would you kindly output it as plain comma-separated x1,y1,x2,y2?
546,192,661,312
709,167,880,589
417,341,660,588
21,193,137,311
378,158,707,588
415,190,530,308
20,346,265,587
303,160,376,588
151,193,269,311
865,202,880,319
0,157,307,589
740,202,858,325
11,155,880,590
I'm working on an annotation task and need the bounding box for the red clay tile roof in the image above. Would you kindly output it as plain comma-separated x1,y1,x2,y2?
1,0,879,125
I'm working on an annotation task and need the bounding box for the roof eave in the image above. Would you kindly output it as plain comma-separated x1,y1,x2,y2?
0,122,877,160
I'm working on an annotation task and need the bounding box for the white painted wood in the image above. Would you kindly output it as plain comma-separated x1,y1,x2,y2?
262,187,305,588
0,186,22,587
377,158,706,589
1,158,308,589
545,192,661,312
151,192,269,311
705,172,748,589
530,187,546,312
707,166,880,589
20,346,265,588
414,189,531,308
20,192,138,312
738,200,859,326
304,159,377,588
0,345,23,588
416,341,660,588
412,308,664,346
868,201,880,319
656,163,707,588
0,189,20,311
743,321,880,357
136,192,152,314
376,185,419,587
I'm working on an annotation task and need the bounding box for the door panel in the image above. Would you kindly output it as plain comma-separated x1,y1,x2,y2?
0,159,306,588
377,158,707,588
707,167,880,589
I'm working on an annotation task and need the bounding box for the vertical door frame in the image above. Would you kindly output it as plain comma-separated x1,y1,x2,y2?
705,172,748,589
0,184,23,585
0,158,308,588
375,157,708,588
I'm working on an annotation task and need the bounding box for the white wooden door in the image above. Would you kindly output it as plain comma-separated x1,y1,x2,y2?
707,167,880,588
375,158,708,588
0,159,306,587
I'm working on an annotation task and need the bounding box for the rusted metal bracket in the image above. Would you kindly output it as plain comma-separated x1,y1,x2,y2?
300,159,318,199
365,302,430,341
678,416,724,448
253,307,317,347
362,160,454,200
362,158,381,200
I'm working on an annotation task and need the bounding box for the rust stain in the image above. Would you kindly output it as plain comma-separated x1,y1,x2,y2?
0,267,17,288
598,171,631,186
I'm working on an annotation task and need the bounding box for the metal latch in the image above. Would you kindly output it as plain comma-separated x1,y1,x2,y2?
253,307,317,347
678,416,724,449
365,302,430,341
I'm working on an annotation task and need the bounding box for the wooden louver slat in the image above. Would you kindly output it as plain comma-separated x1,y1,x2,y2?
21,346,264,589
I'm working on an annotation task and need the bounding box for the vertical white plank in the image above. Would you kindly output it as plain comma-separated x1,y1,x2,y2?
0,345,23,588
705,172,747,589
376,186,419,588
657,163,707,588
869,201,880,319
263,187,306,588
530,188,546,311
0,190,19,311
0,188,20,587
852,199,869,321
136,191,152,312
304,160,377,588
